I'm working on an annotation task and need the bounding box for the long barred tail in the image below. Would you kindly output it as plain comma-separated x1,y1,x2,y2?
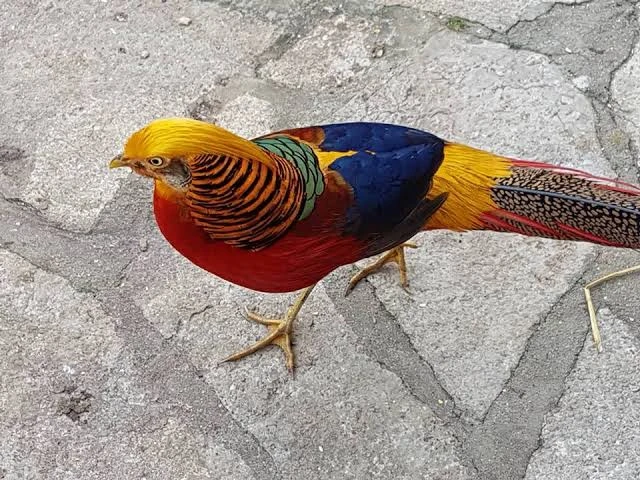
481,159,640,248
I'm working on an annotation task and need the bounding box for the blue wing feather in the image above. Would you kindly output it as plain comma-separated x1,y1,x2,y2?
320,123,445,235
319,122,442,153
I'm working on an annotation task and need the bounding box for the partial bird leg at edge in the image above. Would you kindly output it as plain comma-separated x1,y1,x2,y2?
221,284,316,372
583,264,640,353
345,242,418,295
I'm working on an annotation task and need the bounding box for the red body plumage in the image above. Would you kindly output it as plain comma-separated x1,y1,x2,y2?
153,183,365,293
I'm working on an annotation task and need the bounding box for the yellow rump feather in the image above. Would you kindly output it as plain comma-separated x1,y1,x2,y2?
425,142,512,231
315,149,357,170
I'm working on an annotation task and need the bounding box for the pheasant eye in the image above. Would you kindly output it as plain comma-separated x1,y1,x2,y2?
148,157,164,167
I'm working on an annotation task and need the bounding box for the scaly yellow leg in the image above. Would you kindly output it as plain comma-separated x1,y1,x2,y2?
345,242,418,295
583,264,640,353
221,284,316,371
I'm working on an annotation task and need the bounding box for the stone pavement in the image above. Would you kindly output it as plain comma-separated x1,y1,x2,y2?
1,1,639,479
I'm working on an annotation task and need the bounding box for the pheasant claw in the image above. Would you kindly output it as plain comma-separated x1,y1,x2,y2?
221,285,316,371
222,320,295,370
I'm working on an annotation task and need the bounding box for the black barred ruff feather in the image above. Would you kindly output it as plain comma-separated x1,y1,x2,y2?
185,153,305,250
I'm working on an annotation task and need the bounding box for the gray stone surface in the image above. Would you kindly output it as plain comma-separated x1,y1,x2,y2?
526,310,640,479
613,33,640,151
0,1,276,232
382,0,590,32
0,250,255,480
1,1,640,479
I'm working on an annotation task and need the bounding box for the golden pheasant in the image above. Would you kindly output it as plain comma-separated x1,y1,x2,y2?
110,118,640,370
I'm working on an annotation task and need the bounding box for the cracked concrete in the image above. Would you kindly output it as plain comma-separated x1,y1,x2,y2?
1,0,640,479
500,0,638,102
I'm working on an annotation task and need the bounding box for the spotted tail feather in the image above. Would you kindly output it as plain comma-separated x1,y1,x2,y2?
481,159,640,248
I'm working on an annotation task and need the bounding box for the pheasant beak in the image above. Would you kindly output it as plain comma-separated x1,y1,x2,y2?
109,155,128,168
109,154,128,169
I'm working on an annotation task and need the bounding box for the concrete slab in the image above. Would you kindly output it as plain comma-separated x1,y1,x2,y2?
0,250,256,479
504,0,639,102
260,15,380,90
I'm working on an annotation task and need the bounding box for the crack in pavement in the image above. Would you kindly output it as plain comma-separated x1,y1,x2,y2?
521,311,594,479
463,251,601,480
479,252,598,426
168,304,216,341
97,290,283,480
605,8,639,95
323,268,460,421
502,0,639,103
323,267,476,473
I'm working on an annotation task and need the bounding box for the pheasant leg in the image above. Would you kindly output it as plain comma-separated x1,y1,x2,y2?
221,284,316,371
583,264,640,353
345,242,418,295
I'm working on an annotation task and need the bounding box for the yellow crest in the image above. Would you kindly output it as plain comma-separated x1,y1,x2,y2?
123,117,272,164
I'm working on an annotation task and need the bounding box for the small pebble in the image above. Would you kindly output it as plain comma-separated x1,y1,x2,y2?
139,238,149,252
266,10,277,21
140,50,150,60
572,75,590,90
333,14,346,27
178,16,192,26
372,45,385,58
114,12,127,22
